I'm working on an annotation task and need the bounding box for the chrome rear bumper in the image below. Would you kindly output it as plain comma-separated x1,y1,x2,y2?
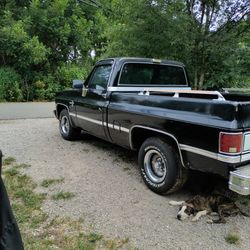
229,165,250,195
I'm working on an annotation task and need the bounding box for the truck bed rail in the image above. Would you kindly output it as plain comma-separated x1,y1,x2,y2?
139,89,226,101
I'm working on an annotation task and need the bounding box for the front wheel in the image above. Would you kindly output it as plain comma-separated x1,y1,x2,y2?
59,109,81,140
138,137,188,195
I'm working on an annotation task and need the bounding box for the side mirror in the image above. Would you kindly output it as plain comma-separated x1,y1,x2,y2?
82,87,88,97
72,79,84,89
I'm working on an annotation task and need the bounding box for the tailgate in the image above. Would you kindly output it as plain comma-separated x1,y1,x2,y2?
239,102,250,129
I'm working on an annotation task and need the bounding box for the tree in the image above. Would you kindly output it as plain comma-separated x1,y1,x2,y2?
0,10,48,100
184,0,250,89
0,0,104,100
102,0,250,89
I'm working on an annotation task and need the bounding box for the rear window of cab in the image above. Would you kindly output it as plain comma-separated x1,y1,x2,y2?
118,63,187,86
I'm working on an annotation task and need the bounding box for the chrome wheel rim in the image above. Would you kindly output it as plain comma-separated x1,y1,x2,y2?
61,116,69,135
144,149,167,183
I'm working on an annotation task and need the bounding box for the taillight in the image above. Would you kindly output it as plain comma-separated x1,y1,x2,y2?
219,132,243,154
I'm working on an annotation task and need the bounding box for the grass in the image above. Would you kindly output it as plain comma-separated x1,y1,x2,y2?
87,233,103,243
123,167,131,171
2,158,133,249
51,191,75,200
225,230,240,244
105,238,130,250
14,163,31,169
3,156,16,165
41,177,64,188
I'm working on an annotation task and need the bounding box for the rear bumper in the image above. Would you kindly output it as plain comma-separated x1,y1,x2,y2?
229,165,250,195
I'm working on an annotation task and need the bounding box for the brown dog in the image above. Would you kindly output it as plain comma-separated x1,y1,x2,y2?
169,195,241,223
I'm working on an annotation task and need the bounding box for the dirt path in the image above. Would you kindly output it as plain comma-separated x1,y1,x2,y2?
0,118,249,249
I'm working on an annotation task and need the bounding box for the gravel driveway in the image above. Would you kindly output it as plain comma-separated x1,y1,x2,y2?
1,118,250,249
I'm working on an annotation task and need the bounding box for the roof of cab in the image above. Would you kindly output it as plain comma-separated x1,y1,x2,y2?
96,57,185,67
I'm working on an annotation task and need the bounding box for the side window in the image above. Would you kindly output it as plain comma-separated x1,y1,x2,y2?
88,65,112,91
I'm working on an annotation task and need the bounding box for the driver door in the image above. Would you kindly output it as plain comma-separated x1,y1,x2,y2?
75,64,112,140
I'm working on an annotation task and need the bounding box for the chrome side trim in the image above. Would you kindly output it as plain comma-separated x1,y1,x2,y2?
129,125,185,167
180,144,217,159
120,126,130,133
69,112,77,117
217,154,241,163
72,113,103,126
108,86,191,92
106,122,130,133
69,113,129,133
180,144,243,164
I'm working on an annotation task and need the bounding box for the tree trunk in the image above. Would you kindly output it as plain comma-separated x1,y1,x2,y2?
194,70,198,90
198,71,205,90
24,75,29,102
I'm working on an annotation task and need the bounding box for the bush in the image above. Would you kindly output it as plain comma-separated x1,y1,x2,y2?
0,67,23,102
55,64,89,88
32,74,62,101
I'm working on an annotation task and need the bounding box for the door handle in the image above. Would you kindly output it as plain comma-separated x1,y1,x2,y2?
98,107,102,112
69,100,74,106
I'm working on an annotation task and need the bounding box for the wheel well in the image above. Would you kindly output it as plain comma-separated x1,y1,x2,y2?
130,127,183,165
56,104,67,118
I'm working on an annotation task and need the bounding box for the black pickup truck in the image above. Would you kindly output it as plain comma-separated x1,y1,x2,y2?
54,57,250,195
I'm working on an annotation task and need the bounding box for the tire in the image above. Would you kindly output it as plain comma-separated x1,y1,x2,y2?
59,109,80,140
138,137,188,195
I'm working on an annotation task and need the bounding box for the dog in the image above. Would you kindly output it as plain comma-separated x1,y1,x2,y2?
169,195,241,223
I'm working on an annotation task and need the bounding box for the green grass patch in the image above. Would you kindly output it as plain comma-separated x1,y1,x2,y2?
105,238,130,250
3,156,16,165
4,167,19,176
4,161,133,249
225,231,240,244
41,177,64,188
13,163,31,169
87,233,103,243
51,191,75,200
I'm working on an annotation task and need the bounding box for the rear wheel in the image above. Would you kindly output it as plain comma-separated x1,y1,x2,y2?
59,109,80,140
138,137,188,194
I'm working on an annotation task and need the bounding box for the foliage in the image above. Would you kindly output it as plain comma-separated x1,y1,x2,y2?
103,0,250,89
0,67,23,101
31,74,61,101
0,0,249,100
55,63,90,88
0,0,102,101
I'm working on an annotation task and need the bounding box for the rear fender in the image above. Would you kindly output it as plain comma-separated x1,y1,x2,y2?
129,125,185,167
